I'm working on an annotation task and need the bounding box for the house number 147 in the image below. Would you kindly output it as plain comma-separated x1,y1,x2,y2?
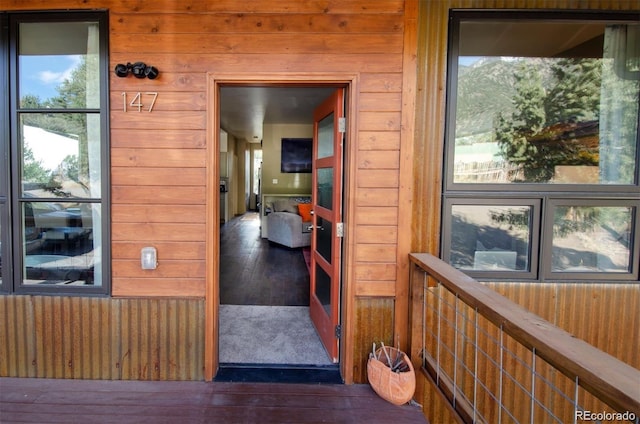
121,92,158,112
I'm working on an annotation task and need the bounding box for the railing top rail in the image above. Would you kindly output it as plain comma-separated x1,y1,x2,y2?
409,252,640,415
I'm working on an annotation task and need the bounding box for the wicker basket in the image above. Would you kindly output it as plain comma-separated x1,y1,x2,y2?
367,346,416,405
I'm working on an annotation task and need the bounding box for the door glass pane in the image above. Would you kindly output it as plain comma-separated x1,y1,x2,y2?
449,204,532,271
317,168,333,210
452,20,639,185
315,264,332,316
19,21,101,108
316,218,333,265
22,201,101,286
317,112,334,159
20,113,101,199
551,205,633,272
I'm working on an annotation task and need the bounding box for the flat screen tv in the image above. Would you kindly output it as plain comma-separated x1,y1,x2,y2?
281,138,312,173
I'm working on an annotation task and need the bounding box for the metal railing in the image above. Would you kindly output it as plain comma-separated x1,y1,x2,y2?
409,253,640,424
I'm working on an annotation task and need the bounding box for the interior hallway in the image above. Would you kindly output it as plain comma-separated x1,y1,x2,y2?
219,212,309,306
218,212,335,377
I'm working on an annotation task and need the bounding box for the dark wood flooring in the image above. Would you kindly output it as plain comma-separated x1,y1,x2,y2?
220,212,310,306
0,377,429,424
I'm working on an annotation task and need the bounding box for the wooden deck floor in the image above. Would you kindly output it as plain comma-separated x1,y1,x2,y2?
0,378,428,423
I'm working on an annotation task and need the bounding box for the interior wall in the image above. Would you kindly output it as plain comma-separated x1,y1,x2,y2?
233,138,249,216
249,144,260,211
261,123,313,195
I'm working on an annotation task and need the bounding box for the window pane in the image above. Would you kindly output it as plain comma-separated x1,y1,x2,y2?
316,218,332,265
317,112,334,159
449,204,532,271
453,20,639,185
551,206,633,273
317,168,333,210
22,201,101,286
20,113,101,199
19,21,101,108
315,264,332,316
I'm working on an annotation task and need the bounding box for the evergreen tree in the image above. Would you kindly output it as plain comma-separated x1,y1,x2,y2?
20,57,90,193
545,58,601,124
21,145,50,183
496,63,549,181
495,58,601,182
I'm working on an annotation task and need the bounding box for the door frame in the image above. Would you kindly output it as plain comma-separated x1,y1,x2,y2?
204,73,359,383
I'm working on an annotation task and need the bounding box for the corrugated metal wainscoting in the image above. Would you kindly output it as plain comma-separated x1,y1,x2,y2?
0,296,205,380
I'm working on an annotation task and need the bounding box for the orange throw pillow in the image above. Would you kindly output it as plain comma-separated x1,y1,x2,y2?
297,203,313,222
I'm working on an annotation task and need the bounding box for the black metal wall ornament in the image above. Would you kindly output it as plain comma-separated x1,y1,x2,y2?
114,62,159,79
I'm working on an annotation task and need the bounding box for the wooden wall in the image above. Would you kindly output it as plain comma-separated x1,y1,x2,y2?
2,0,637,397
2,0,413,383
413,1,640,421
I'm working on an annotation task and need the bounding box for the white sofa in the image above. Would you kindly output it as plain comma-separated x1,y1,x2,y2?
266,211,311,248
263,196,312,248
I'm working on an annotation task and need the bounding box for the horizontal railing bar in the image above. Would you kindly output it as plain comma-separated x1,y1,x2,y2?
410,253,640,415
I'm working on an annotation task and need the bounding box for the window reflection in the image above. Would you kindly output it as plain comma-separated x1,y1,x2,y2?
19,22,101,108
450,204,532,271
22,202,100,285
20,114,101,199
551,206,632,273
453,21,639,185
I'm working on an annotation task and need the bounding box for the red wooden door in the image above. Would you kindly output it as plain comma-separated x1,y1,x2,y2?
309,89,344,363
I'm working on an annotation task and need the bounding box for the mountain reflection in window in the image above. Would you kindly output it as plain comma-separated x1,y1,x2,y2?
453,21,639,185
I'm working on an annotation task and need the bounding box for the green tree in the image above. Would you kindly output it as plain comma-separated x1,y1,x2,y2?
545,59,601,124
60,154,79,182
20,57,90,195
496,63,549,181
22,145,50,183
495,58,601,182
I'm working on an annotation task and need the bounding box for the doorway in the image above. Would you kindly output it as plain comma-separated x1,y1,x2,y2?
211,82,350,383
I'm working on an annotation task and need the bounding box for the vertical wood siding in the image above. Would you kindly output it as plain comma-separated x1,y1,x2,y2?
0,296,204,380
351,298,395,383
489,282,640,371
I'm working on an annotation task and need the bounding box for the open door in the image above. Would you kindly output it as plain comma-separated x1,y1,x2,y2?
309,89,344,363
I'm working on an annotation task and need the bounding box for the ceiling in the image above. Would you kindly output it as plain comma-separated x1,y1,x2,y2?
459,21,606,58
219,86,336,143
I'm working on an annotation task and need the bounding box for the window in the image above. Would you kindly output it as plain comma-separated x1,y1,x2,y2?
442,11,640,281
1,14,7,290
0,12,109,294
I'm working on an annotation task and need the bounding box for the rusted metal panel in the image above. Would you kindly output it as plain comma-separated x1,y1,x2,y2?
352,297,395,383
0,296,205,380
488,282,640,371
